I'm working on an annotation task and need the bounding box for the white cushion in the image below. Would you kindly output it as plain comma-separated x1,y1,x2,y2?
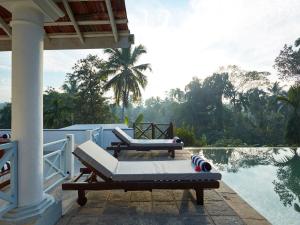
114,127,133,144
75,141,221,182
74,141,118,178
113,160,221,181
114,127,183,147
130,139,183,147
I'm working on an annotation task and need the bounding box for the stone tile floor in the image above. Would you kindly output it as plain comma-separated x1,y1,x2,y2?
56,150,271,225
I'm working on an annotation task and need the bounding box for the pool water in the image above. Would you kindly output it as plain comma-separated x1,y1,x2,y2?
193,147,300,225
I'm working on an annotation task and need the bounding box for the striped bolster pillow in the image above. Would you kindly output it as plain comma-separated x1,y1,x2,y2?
1,161,10,173
191,155,212,172
173,136,182,143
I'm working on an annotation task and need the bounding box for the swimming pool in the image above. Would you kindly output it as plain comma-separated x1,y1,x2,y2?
192,147,300,225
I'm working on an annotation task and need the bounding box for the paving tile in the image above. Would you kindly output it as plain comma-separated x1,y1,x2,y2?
85,200,106,208
87,190,110,201
77,206,105,215
242,218,271,225
68,216,98,225
130,191,152,202
216,182,236,194
152,201,179,215
153,216,185,225
102,201,133,215
173,190,196,201
152,190,174,201
230,203,265,220
204,190,223,201
220,192,243,203
108,190,131,202
180,215,212,225
97,215,183,225
211,215,245,225
176,200,206,215
205,201,237,216
54,215,72,225
129,202,152,215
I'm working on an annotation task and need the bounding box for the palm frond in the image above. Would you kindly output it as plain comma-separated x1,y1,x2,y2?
132,63,152,72
130,45,147,65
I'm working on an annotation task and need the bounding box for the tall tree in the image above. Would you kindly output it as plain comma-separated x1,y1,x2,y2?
103,44,152,121
64,54,112,124
203,73,234,131
277,84,300,145
0,103,11,128
274,38,300,83
44,88,73,128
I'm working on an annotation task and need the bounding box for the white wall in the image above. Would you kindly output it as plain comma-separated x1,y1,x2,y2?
0,127,134,150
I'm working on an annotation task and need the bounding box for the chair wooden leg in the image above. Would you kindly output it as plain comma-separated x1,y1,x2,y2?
77,190,87,206
195,189,204,205
168,150,175,158
171,150,175,158
113,150,119,158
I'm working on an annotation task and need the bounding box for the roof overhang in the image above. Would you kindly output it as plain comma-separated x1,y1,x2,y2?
0,0,134,51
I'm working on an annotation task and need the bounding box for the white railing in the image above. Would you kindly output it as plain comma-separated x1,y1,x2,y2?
84,128,102,145
43,134,74,193
91,128,102,145
0,142,17,217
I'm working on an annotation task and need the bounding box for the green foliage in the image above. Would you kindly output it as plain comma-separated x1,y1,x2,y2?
285,115,300,145
134,113,144,124
195,134,208,147
0,103,11,128
213,138,245,147
274,37,300,83
124,116,129,126
63,54,112,125
176,127,195,146
44,88,74,129
278,84,300,145
121,65,289,146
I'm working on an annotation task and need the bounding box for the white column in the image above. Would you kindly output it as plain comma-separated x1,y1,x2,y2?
11,5,44,207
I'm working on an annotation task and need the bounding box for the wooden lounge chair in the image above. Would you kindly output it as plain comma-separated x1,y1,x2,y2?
62,141,221,206
107,127,184,158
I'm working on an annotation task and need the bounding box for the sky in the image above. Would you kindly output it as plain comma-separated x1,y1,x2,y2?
1,0,300,102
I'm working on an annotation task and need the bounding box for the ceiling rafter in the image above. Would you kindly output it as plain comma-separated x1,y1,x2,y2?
104,0,118,43
0,16,11,37
62,0,84,44
44,19,127,26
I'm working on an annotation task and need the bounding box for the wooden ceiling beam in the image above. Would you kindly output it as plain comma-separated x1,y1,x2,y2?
104,0,118,43
62,0,84,43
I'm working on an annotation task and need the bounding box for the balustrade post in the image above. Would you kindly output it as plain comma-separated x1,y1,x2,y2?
85,130,93,141
169,122,174,138
133,123,136,138
65,134,74,179
151,123,155,139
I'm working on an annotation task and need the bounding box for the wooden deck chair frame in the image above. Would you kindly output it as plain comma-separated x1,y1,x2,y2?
107,128,183,158
62,152,220,207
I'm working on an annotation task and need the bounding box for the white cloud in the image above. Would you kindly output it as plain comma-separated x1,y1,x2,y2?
127,0,300,99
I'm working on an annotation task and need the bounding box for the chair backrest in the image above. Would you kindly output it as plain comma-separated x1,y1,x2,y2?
74,141,118,178
113,127,133,145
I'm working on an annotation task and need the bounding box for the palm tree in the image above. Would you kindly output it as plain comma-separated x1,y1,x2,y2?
277,84,300,145
103,45,151,121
